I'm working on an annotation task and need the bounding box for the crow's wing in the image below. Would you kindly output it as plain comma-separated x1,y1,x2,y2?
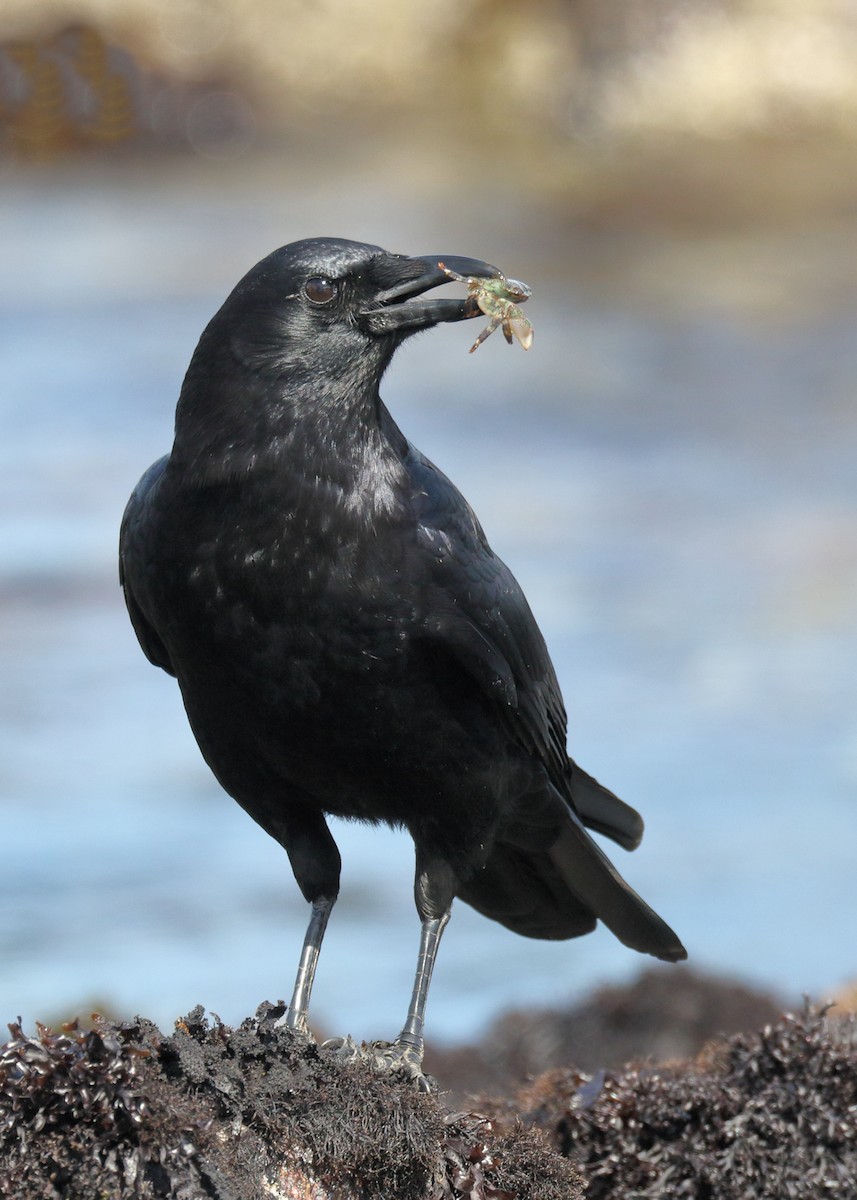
119,456,176,677
408,444,570,786
407,443,645,853
405,448,687,957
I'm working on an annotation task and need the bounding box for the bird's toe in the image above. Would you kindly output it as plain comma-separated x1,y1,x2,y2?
321,1035,436,1091
273,1008,315,1040
320,1033,362,1060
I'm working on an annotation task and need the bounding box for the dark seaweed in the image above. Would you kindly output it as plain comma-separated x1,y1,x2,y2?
510,1003,857,1199
5,993,852,1199
0,1003,582,1200
0,1016,217,1199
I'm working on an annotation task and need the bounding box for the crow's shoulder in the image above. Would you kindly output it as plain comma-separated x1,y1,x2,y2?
119,455,175,676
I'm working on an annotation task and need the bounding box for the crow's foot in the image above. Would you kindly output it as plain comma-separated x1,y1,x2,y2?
272,1007,315,1038
322,1035,435,1092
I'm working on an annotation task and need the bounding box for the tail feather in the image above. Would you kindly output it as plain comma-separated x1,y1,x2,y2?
456,842,598,940
548,813,686,962
457,773,686,960
569,760,644,851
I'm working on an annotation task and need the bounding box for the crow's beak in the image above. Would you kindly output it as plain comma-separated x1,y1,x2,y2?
361,253,502,337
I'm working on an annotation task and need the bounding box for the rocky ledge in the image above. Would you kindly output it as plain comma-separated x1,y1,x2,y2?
2,974,855,1199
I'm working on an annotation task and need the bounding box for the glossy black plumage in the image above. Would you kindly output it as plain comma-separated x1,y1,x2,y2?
120,237,685,1074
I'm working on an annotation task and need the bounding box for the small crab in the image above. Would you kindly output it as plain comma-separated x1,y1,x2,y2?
438,262,534,353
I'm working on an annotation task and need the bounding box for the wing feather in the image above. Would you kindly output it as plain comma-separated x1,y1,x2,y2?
408,445,570,789
119,456,176,677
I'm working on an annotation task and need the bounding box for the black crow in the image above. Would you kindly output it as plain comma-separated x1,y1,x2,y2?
120,237,685,1082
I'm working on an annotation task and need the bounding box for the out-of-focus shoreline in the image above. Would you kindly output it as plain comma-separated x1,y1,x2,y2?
5,3,857,234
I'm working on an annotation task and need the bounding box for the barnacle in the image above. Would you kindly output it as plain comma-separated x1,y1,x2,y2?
0,1019,150,1140
0,1017,200,1197
441,1113,516,1199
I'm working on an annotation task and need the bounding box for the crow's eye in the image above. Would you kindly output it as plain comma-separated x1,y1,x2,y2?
304,277,338,305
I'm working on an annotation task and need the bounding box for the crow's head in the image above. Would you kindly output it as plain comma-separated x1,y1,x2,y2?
173,238,503,479
197,236,501,382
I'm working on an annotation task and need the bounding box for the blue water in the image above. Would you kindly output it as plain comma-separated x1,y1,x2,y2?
2,158,856,1043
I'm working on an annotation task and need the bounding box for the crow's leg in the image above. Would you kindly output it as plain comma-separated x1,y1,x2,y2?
274,811,341,1036
390,907,450,1068
278,895,335,1035
324,851,455,1089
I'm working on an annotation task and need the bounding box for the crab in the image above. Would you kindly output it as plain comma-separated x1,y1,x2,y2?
438,262,534,353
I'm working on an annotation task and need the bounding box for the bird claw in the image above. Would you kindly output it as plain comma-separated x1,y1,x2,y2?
320,1033,361,1060
321,1034,436,1092
272,1007,314,1039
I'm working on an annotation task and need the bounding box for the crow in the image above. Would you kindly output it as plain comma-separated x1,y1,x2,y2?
120,237,685,1082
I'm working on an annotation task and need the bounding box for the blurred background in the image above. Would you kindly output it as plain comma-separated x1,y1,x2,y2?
2,0,856,1049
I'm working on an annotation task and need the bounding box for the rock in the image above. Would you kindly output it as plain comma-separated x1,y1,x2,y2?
0,1002,582,1200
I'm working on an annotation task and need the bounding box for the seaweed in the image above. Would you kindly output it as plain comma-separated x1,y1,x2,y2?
510,1003,857,1199
0,1004,582,1200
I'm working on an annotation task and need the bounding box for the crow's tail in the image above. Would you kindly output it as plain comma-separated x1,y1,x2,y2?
547,811,686,962
456,784,686,959
568,759,644,850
